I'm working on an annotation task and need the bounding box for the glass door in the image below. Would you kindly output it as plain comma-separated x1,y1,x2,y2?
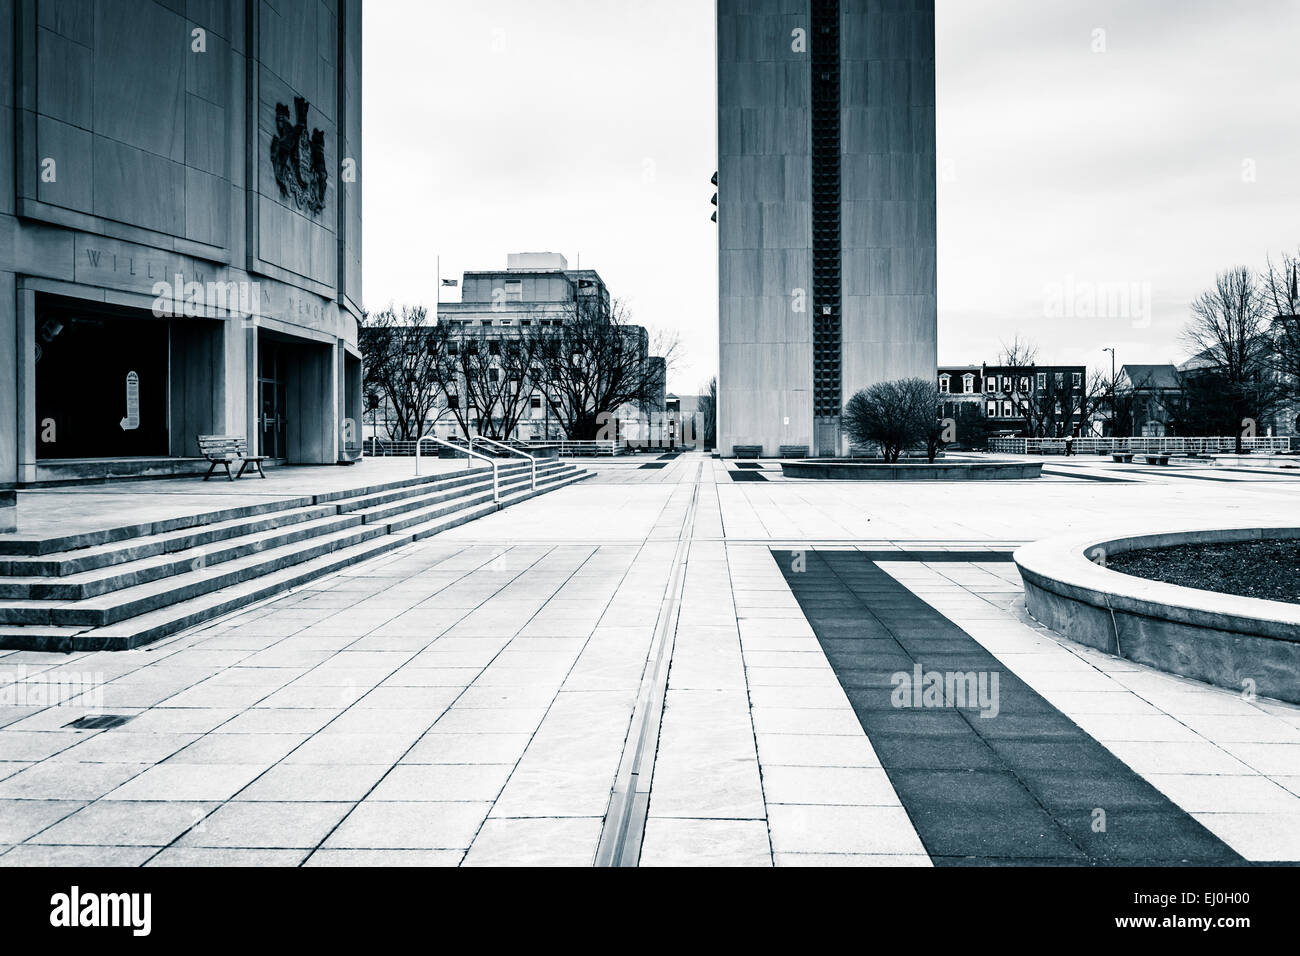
258,341,288,459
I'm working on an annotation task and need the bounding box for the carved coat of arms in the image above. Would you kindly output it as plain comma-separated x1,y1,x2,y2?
270,96,328,216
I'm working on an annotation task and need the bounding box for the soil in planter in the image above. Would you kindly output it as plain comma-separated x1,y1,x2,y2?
1107,539,1300,605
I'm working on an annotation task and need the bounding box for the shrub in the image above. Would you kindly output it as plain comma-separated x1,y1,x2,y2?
843,377,942,462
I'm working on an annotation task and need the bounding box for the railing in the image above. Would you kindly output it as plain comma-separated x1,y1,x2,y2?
368,436,625,458
988,436,1294,456
471,435,536,491
415,435,498,504
521,439,621,457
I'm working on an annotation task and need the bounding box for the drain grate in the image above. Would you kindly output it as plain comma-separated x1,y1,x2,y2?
64,714,135,730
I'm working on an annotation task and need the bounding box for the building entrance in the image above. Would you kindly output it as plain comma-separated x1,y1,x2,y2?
34,298,169,459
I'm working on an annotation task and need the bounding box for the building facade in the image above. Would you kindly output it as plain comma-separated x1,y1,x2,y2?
0,0,363,485
409,254,666,444
939,364,1089,437
717,0,938,457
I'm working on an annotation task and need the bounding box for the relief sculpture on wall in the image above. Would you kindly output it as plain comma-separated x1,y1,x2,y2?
270,96,328,216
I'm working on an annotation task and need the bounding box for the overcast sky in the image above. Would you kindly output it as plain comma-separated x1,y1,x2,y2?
363,0,1300,392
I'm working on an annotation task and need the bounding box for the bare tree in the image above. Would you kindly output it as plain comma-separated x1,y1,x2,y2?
358,305,449,441
532,296,678,440
843,377,936,462
426,322,540,440
1263,251,1300,406
1181,266,1286,451
995,336,1104,438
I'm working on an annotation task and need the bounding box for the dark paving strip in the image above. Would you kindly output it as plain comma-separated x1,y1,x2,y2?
776,550,1245,866
1211,466,1300,479
733,462,763,470
656,452,682,460
727,470,768,482
638,462,668,470
1125,469,1238,482
860,550,1015,562
1041,468,1140,483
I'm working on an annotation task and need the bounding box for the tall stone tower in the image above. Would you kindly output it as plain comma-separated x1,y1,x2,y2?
717,0,937,457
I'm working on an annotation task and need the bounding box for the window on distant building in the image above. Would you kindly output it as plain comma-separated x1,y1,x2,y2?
1002,400,1014,417
1036,373,1047,391
1019,376,1030,392
504,280,523,302
963,374,975,394
939,374,950,393
489,340,500,355
1072,372,1082,388
985,375,997,393
530,394,542,410
986,401,996,418
448,341,458,356
448,394,459,410
1055,372,1064,387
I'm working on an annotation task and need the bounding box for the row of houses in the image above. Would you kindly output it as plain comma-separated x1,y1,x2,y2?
939,354,1300,441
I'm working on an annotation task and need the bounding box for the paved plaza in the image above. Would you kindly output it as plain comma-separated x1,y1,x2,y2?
0,452,1298,866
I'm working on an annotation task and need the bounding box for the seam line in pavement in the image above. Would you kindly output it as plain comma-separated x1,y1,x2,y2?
595,479,699,867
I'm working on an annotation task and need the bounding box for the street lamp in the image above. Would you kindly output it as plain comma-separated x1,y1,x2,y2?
1102,347,1116,438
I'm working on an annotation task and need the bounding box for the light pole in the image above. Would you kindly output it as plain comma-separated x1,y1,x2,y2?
1102,347,1116,437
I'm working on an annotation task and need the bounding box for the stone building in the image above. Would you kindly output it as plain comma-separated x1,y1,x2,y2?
0,0,364,486
716,0,938,457
429,254,665,444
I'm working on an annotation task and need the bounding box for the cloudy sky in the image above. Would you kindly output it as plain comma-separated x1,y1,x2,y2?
364,0,1300,392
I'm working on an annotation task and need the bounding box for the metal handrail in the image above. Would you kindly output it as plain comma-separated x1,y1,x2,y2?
470,435,537,490
415,435,499,504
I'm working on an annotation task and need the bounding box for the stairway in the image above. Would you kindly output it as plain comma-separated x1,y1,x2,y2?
0,458,589,652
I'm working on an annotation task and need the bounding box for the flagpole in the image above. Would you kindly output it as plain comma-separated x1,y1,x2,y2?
436,254,441,307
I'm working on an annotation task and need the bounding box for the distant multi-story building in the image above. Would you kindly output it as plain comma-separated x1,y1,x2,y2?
938,363,1089,437
375,253,665,444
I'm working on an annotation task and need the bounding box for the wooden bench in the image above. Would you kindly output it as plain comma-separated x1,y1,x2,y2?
1111,452,1134,463
778,444,809,459
733,444,763,459
1142,454,1170,466
198,435,266,481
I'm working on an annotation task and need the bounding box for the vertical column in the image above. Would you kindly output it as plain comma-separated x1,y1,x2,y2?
810,0,843,456
14,286,36,484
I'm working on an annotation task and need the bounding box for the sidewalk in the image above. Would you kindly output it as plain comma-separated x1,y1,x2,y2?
0,451,1296,865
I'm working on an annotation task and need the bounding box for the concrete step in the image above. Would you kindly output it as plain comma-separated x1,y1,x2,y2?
403,469,591,541
370,465,578,532
0,460,527,558
0,463,590,650
0,522,393,627
350,462,572,525
0,503,341,578
0,510,370,601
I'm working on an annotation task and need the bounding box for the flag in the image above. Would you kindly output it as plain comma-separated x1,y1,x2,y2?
442,279,458,287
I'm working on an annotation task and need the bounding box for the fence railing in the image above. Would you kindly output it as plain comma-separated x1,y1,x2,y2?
521,439,621,457
988,436,1294,456
364,437,623,458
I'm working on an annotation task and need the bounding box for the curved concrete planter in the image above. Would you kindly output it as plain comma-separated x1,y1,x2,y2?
1015,526,1300,704
781,459,1043,480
